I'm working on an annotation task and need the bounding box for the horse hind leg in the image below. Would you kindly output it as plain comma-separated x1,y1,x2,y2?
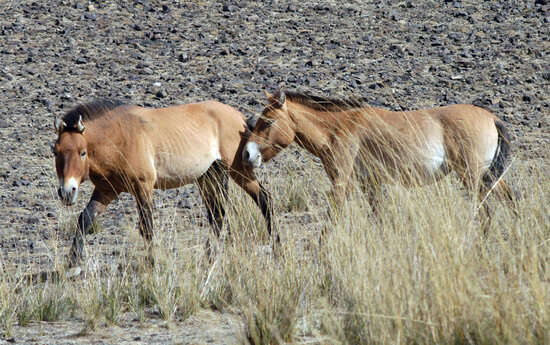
197,160,229,258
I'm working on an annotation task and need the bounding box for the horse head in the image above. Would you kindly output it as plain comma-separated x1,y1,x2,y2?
243,90,296,168
52,115,89,206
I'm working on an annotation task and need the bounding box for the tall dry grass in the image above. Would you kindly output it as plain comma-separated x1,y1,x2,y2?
0,154,547,344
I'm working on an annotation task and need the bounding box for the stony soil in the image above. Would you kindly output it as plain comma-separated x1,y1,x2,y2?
0,0,548,343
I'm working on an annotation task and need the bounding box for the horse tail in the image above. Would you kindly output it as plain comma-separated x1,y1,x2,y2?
482,119,511,189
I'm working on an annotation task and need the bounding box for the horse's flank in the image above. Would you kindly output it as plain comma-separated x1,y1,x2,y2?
76,101,247,191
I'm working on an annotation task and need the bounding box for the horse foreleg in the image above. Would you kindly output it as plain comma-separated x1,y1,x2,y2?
325,159,354,219
68,188,115,268
230,169,279,246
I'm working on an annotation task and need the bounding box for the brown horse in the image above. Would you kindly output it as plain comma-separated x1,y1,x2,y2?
243,90,516,222
53,100,277,267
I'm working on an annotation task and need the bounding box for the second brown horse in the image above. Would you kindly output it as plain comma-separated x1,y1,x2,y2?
243,91,516,224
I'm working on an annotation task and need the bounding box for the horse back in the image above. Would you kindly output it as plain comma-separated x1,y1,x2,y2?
138,101,247,183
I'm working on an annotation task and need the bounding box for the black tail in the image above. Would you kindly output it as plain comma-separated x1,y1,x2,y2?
482,120,511,188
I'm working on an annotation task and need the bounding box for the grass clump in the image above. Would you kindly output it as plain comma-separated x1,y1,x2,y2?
0,159,547,345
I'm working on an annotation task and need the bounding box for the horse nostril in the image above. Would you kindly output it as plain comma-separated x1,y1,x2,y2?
244,150,250,160
72,186,76,192
57,188,62,198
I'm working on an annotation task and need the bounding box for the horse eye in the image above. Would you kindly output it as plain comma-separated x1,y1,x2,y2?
80,151,87,157
261,118,275,128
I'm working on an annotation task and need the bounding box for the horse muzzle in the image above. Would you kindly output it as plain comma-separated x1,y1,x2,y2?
243,141,262,168
58,178,79,206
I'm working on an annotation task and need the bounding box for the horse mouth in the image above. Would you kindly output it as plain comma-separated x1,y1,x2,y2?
243,153,262,168
59,197,76,206
251,157,262,168
243,142,262,168
58,187,79,206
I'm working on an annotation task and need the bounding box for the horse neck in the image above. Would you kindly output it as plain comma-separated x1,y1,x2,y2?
83,118,124,179
288,102,340,155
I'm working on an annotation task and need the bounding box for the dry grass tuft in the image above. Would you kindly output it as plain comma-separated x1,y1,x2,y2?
0,158,547,344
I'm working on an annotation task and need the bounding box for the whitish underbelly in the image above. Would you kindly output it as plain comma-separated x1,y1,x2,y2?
358,138,448,185
420,140,446,176
153,147,221,189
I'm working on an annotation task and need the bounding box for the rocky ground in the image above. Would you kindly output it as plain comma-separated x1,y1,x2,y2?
0,0,548,343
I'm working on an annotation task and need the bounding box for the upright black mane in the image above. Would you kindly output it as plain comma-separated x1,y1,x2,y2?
62,99,125,131
280,91,368,111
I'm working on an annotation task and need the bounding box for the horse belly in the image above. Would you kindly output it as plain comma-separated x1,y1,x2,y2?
153,151,219,189
420,141,447,176
371,140,448,186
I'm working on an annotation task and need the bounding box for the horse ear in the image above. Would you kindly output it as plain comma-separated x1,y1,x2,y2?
54,117,66,133
246,116,257,131
76,115,86,133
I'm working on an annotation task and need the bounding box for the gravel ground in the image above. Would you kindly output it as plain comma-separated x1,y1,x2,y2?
0,0,548,343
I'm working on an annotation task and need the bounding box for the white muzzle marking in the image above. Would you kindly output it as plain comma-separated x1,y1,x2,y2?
59,176,79,205
244,141,262,168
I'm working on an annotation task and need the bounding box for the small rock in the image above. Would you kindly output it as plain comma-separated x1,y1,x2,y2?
287,4,297,12
83,13,96,20
494,15,505,23
178,53,189,62
75,57,87,64
222,4,233,12
40,98,52,108
155,89,167,98
390,10,401,21
0,119,9,128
